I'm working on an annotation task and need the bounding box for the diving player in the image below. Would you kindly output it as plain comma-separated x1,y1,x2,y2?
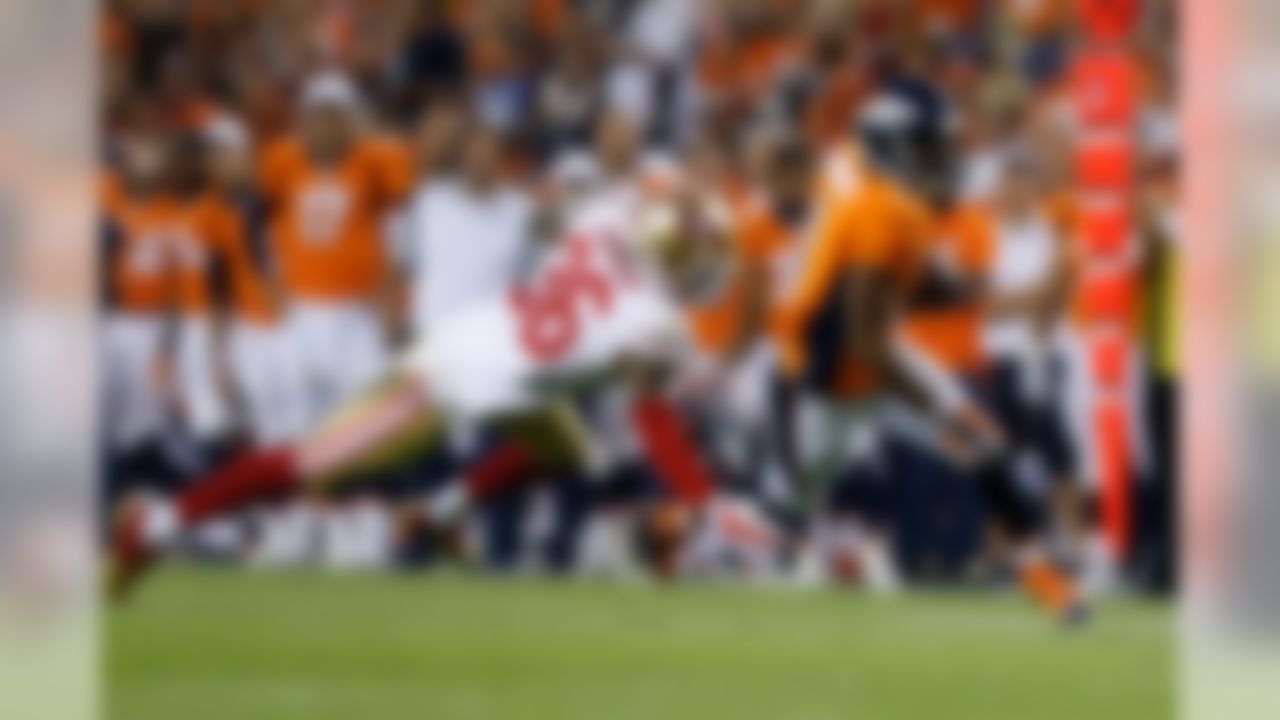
108,180,733,598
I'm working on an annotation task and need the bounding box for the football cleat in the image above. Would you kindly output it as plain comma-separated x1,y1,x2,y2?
106,497,159,603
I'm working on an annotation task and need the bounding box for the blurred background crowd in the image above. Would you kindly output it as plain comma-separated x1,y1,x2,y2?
98,0,1177,595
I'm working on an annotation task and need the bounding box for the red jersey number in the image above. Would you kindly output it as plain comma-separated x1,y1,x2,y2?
513,236,615,362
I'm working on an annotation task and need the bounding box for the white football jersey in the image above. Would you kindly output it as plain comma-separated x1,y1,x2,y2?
399,200,686,419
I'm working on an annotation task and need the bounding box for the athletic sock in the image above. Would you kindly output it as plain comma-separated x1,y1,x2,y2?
629,395,714,507
427,440,540,524
177,447,300,526
465,440,538,503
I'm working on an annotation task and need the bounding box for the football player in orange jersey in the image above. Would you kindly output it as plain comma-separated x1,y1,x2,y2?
673,127,826,527
166,133,237,457
258,71,413,426
760,103,959,593
257,71,415,568
893,156,999,579
202,115,308,448
685,128,877,581
102,134,183,500
675,134,769,481
199,115,320,568
769,92,1087,620
869,106,1087,623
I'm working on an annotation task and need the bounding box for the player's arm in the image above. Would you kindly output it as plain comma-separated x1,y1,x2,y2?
98,173,127,310
1035,218,1078,335
717,202,775,359
242,194,286,313
381,205,414,346
726,253,770,361
850,194,989,433
255,140,289,214
985,279,1057,317
844,267,937,410
912,209,997,313
850,268,999,455
905,228,989,311
984,211,1069,323
201,206,239,403
906,264,983,310
253,144,293,311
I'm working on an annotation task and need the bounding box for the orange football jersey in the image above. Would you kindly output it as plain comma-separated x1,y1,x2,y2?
197,193,279,325
684,192,790,359
903,204,996,372
258,136,412,302
104,191,181,315
772,145,931,396
168,197,228,317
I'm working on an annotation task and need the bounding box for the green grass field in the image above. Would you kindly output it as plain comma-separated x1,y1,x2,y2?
107,569,1173,720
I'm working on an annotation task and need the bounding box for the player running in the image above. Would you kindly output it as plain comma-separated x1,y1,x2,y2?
813,93,1088,623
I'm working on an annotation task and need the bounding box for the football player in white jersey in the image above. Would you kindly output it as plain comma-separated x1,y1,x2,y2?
108,181,741,597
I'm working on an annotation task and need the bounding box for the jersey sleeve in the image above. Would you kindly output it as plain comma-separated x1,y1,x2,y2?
781,196,849,318
194,199,236,309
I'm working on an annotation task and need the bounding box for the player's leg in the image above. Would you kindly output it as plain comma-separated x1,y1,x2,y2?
108,369,444,597
303,304,391,567
624,389,784,582
1034,353,1091,567
287,304,339,427
232,320,320,566
227,320,275,447
175,316,232,456
828,412,901,594
331,304,391,404
388,400,597,568
882,334,1087,620
102,314,175,503
974,360,1087,623
415,401,593,525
